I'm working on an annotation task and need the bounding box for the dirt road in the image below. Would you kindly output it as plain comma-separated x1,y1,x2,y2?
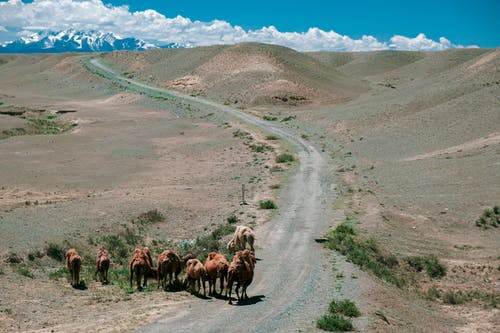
88,58,340,332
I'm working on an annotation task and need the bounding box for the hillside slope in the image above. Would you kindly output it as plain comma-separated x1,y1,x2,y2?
103,43,368,108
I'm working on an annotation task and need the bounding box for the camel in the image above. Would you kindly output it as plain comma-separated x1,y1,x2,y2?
227,225,255,252
65,248,82,287
226,250,256,304
129,248,152,290
184,258,206,296
204,252,229,296
95,249,110,284
157,249,183,289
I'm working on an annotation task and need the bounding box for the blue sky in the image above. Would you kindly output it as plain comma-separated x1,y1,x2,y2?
102,0,500,48
1,0,499,50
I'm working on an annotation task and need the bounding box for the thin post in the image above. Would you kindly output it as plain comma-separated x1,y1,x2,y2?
241,184,248,205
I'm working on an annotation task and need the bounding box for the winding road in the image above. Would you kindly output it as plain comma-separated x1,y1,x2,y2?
88,59,338,332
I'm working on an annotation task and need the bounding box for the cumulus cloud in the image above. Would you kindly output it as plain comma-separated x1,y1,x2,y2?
0,0,467,51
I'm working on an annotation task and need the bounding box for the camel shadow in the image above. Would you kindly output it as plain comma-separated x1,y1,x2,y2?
73,281,88,290
163,280,185,292
233,294,266,306
210,293,228,301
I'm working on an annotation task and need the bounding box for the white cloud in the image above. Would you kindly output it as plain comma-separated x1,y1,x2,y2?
390,33,455,51
0,0,468,51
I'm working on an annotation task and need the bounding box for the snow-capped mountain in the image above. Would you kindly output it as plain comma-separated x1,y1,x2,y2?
0,29,179,53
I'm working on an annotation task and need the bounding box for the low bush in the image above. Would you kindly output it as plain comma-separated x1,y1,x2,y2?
423,255,446,279
135,209,165,224
251,144,273,153
329,299,361,317
16,266,34,278
259,200,277,209
442,290,466,305
6,252,22,264
475,206,499,229
46,243,65,262
326,222,406,288
227,214,239,224
275,153,294,163
317,314,353,332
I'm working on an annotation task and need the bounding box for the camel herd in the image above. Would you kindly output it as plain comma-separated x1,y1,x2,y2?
64,225,257,304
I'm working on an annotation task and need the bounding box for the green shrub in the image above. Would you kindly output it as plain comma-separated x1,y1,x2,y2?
275,153,294,163
442,290,466,305
281,115,296,122
317,314,353,331
259,200,277,209
251,144,273,153
227,214,239,224
266,135,278,140
46,243,65,262
425,286,440,301
100,235,128,262
49,267,68,280
406,256,425,272
424,255,446,279
475,206,500,229
17,266,34,278
135,209,164,224
329,299,361,317
6,252,22,264
326,222,406,288
262,115,278,121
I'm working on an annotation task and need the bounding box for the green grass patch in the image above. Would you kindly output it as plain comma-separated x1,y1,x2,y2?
134,209,165,225
325,221,406,288
259,200,277,209
250,144,274,153
262,115,278,121
317,314,353,332
180,223,236,259
16,266,34,278
281,115,296,122
329,299,361,317
275,153,294,163
46,243,65,262
227,214,239,224
49,267,68,281
405,255,446,279
475,206,499,229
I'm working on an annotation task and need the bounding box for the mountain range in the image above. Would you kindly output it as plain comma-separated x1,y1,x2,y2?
0,29,181,53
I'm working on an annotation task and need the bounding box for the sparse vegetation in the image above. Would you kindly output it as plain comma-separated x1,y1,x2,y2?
423,255,446,279
6,252,22,264
475,206,499,229
262,115,278,121
442,290,466,305
251,144,273,153
45,243,65,262
1,115,76,140
227,214,239,224
260,200,277,209
16,266,34,278
180,223,236,259
317,314,353,332
276,153,294,163
325,221,406,288
134,209,165,225
281,115,296,122
266,134,279,140
328,299,361,317
405,255,446,279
